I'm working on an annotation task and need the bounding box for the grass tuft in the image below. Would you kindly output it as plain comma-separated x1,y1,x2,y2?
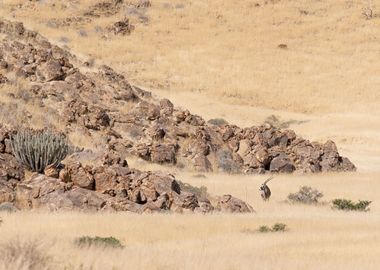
75,236,124,249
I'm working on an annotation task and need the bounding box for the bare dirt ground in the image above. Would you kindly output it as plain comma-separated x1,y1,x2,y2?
0,0,380,269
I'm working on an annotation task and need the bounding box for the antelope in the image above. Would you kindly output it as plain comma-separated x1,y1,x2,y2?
260,176,274,201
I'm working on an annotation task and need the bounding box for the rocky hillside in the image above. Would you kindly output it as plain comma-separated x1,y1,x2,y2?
0,20,355,175
1,125,254,213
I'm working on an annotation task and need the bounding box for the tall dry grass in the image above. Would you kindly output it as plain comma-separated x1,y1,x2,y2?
0,172,379,270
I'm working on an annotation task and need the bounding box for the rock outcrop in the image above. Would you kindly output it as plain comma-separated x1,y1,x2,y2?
0,134,253,213
0,19,357,213
0,19,356,176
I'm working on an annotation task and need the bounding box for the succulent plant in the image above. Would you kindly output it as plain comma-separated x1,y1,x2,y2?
10,129,69,173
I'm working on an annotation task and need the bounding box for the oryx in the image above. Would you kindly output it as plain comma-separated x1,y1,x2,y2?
260,176,274,201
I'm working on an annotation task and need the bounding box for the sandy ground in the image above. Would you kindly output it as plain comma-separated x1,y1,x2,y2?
0,0,380,269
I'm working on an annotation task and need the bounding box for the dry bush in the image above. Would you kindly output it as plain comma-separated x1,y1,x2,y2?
288,186,323,204
0,239,51,270
264,115,308,129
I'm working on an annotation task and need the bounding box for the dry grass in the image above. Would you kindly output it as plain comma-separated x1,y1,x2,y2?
1,0,380,114
0,172,379,270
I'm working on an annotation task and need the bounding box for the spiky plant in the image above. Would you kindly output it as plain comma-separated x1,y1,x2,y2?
10,129,69,173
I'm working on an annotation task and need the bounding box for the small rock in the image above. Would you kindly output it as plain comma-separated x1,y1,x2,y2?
44,164,59,178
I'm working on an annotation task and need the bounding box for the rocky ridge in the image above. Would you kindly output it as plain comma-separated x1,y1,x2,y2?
0,19,356,176
0,125,253,213
0,19,357,212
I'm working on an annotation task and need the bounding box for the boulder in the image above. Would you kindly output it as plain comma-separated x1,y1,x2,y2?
44,164,59,178
160,98,174,116
193,154,213,172
36,59,65,82
195,198,214,213
150,143,177,164
172,191,199,212
269,154,295,173
216,194,254,213
67,163,94,190
0,180,15,203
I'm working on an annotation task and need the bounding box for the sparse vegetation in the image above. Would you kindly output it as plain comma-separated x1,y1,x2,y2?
332,199,372,212
258,225,271,233
0,239,51,270
288,186,323,204
10,129,69,173
271,223,287,232
207,118,229,126
264,115,308,129
75,236,124,249
257,223,287,233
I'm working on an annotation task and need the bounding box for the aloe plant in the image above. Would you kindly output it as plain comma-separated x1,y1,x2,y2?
10,129,69,172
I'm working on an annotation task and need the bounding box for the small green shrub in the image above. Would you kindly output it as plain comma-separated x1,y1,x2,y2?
10,129,69,173
288,186,323,204
207,118,229,126
271,223,287,232
258,225,271,233
75,236,124,249
332,199,371,212
257,223,287,233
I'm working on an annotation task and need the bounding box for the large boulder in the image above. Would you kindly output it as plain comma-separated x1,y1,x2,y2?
269,154,295,173
65,163,94,190
36,59,65,82
215,194,254,213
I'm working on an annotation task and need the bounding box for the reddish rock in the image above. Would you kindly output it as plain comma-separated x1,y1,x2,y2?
67,163,94,190
216,194,254,213
269,154,295,173
44,164,59,178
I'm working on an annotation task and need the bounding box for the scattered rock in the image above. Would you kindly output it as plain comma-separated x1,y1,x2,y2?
107,18,135,36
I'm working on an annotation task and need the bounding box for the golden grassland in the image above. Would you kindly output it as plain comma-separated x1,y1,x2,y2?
1,0,380,269
1,172,380,270
2,0,380,114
